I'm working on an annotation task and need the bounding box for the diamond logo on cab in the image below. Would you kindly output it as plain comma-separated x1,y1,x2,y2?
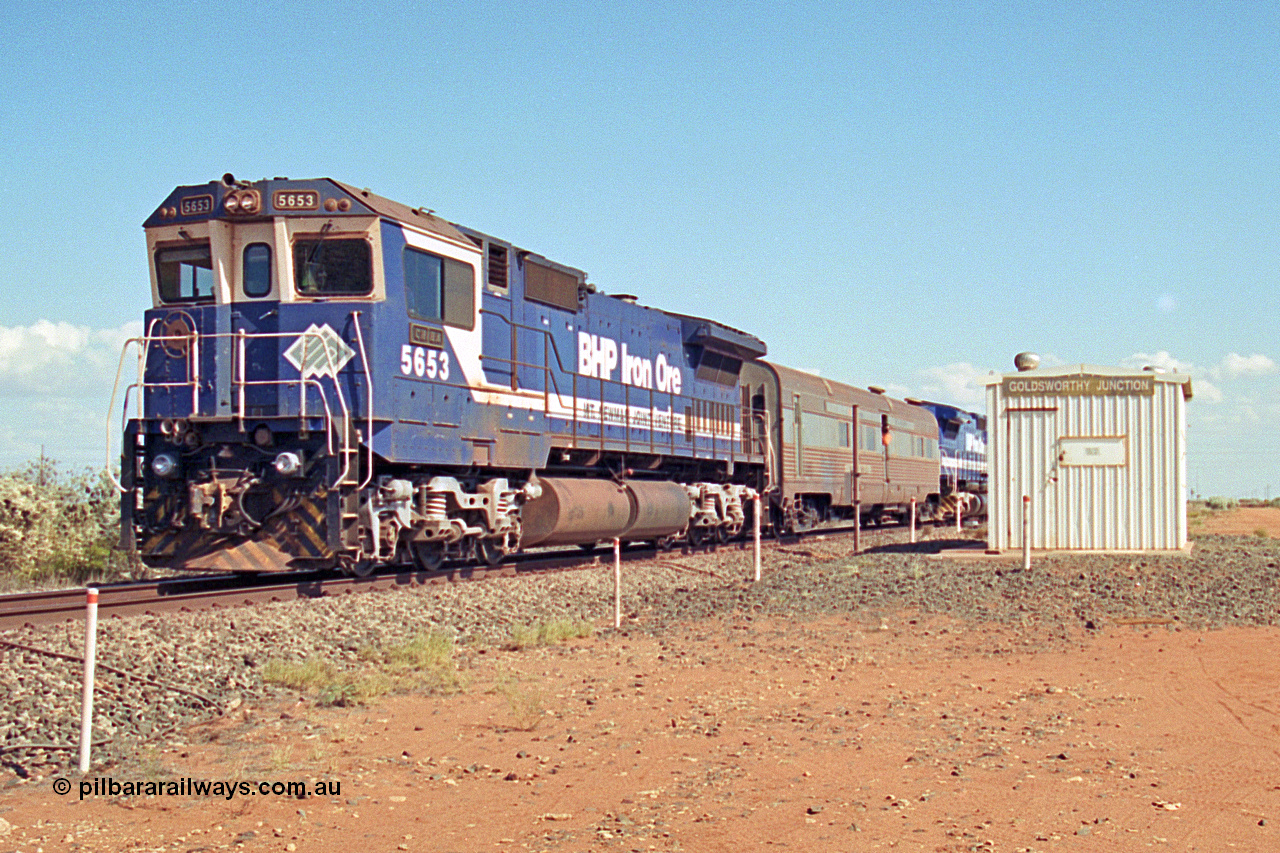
283,324,356,379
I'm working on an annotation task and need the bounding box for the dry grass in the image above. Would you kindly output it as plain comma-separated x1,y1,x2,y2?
493,670,546,731
263,631,462,707
507,619,594,650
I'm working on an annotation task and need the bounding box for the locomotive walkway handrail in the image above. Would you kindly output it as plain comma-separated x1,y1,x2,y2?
477,308,755,465
349,312,375,490
229,323,362,487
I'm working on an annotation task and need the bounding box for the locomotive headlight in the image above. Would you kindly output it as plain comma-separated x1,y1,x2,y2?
222,193,240,214
238,191,260,214
151,452,179,479
273,451,303,477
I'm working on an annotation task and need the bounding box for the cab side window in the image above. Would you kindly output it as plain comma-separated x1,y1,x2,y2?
404,247,474,330
156,243,214,303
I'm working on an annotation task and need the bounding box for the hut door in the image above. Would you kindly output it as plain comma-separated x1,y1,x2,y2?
1004,407,1061,550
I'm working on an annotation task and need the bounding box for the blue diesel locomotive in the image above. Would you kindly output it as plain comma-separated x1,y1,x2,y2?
112,175,945,573
917,401,987,518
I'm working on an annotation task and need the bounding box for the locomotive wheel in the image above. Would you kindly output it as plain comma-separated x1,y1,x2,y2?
349,559,377,578
411,542,445,572
715,525,731,545
688,525,707,547
476,537,506,567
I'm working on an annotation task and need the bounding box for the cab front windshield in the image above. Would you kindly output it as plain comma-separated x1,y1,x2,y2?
293,239,372,296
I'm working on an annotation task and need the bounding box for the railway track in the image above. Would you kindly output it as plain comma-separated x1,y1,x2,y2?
0,543,694,632
0,517,966,631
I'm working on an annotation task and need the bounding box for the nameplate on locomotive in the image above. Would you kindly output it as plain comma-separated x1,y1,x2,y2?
410,324,445,349
179,195,213,216
272,190,320,211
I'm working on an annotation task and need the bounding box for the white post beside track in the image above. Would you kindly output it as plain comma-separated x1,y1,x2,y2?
853,501,861,553
752,494,761,583
79,587,99,773
612,538,622,629
956,494,963,534
1022,495,1031,571
909,497,917,544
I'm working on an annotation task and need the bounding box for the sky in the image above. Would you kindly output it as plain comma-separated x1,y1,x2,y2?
0,1,1275,497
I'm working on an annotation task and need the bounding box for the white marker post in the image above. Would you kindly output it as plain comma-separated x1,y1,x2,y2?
752,493,762,583
955,493,963,534
612,538,622,629
78,587,99,773
909,497,917,544
853,501,861,554
1022,495,1031,571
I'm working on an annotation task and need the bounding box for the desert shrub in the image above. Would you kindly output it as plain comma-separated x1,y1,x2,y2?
0,459,133,587
1205,496,1239,511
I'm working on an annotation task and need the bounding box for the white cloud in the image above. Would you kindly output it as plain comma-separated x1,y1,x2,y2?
1157,293,1178,313
0,319,140,395
1193,379,1224,403
0,320,142,471
915,362,996,410
883,382,912,400
1221,352,1278,377
1121,350,1194,374
1116,351,1224,402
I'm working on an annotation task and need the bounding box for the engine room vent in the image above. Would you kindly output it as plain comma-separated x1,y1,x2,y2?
488,243,508,290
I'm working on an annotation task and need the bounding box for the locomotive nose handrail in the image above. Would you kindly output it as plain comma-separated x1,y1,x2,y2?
106,317,372,492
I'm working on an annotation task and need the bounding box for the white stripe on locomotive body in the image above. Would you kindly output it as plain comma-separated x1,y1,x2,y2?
940,455,988,473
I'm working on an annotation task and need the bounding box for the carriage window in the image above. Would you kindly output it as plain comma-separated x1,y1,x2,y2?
156,243,214,303
243,243,272,298
404,247,475,330
293,238,372,295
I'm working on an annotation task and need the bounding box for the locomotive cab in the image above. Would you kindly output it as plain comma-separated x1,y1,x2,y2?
119,176,489,571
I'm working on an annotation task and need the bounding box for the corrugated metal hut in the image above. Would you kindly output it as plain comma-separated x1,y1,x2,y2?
986,358,1192,552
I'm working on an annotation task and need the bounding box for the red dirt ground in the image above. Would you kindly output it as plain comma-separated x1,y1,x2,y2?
1192,505,1280,538
5,604,1280,852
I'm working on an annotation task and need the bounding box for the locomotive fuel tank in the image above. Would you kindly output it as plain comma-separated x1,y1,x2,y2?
520,478,692,547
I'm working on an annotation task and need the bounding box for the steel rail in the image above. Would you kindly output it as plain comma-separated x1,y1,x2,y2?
0,549,627,631
0,516,970,631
